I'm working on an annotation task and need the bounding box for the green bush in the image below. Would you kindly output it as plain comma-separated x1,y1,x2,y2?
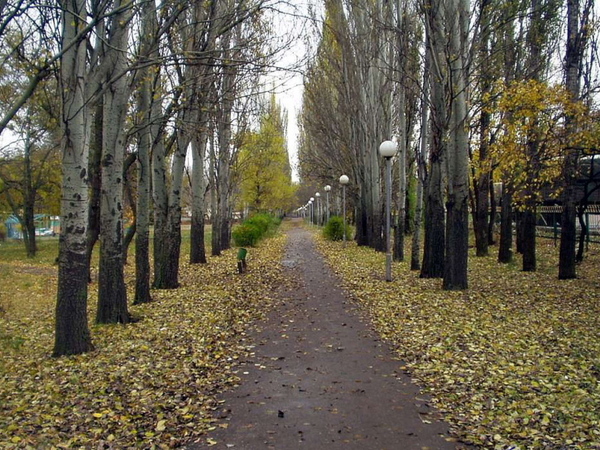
323,216,352,241
232,213,280,247
232,224,261,247
245,214,273,236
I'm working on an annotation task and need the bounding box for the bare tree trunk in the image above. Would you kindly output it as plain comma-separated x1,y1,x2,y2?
96,0,131,324
488,174,497,246
421,0,446,278
161,133,188,288
559,0,591,279
122,153,137,265
472,0,493,257
216,44,235,253
522,207,537,271
54,0,94,356
498,186,513,263
133,0,157,303
421,155,445,278
443,0,470,290
22,129,37,257
190,134,208,264
86,103,102,281
411,49,430,271
394,89,407,262
210,133,220,256
151,117,169,287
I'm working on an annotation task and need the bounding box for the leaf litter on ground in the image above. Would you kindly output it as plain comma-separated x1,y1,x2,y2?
0,232,289,448
315,234,600,449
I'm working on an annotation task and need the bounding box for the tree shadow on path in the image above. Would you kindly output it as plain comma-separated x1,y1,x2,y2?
185,219,468,449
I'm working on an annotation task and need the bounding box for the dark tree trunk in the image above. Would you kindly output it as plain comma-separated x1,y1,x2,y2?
393,216,404,261
190,135,208,264
443,195,469,290
54,0,94,356
410,176,424,271
122,152,137,265
190,215,207,263
152,139,170,287
521,208,537,271
356,190,369,246
220,215,231,251
421,159,444,278
134,223,152,304
559,192,578,277
576,206,587,262
23,204,36,257
474,172,489,257
498,188,513,263
473,0,492,258
559,0,590,279
488,175,497,246
54,248,94,356
96,21,130,325
163,223,182,288
97,247,130,323
86,103,103,280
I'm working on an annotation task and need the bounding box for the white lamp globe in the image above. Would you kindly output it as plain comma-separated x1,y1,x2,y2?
339,174,349,185
324,185,331,192
379,140,398,158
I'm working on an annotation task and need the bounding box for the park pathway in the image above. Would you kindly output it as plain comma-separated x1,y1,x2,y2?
186,220,461,449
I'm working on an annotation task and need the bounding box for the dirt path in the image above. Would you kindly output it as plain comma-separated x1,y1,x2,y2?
186,221,461,449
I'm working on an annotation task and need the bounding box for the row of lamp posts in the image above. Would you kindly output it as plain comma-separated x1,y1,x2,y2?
300,139,397,281
303,177,349,242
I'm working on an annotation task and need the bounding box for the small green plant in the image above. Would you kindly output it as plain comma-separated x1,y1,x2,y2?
232,213,280,247
323,216,352,241
232,223,261,247
245,214,272,235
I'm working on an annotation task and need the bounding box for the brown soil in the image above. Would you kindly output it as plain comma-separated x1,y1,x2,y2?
185,220,465,449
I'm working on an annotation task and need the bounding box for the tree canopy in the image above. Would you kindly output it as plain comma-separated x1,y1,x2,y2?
237,95,296,214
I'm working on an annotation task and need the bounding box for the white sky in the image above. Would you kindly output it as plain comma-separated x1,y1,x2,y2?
268,0,320,182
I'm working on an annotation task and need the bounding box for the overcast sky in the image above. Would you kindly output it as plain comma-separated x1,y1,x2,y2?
268,0,320,182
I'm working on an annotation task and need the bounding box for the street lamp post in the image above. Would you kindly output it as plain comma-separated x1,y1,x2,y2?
339,175,349,246
309,197,314,225
315,192,321,226
379,140,398,282
324,185,331,223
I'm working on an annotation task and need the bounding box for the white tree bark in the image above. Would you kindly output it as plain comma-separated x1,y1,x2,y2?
54,0,93,356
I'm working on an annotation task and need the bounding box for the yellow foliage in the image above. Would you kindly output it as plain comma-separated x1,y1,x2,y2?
490,80,600,209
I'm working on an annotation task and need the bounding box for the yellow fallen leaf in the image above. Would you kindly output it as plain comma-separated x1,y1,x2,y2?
156,420,167,432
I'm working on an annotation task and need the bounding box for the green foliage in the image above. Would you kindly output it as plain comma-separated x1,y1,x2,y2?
232,223,261,247
322,216,352,241
236,95,296,213
232,214,280,247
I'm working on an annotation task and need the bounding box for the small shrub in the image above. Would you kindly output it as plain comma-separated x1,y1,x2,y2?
245,214,273,236
323,216,352,241
232,213,281,247
232,224,261,247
